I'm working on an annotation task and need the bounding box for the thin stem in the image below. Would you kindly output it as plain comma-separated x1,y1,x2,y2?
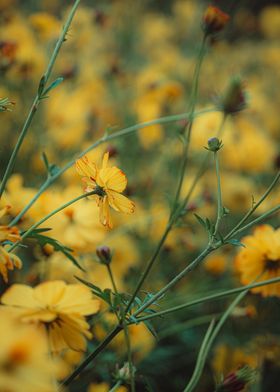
9,108,216,227
125,36,208,315
213,151,223,238
60,324,123,388
124,221,173,313
183,288,249,392
106,264,119,296
183,319,216,392
130,246,213,319
106,264,135,391
0,0,81,198
180,114,227,209
123,323,136,392
133,275,280,323
171,35,208,213
8,190,98,253
230,202,280,239
109,380,122,392
224,170,280,241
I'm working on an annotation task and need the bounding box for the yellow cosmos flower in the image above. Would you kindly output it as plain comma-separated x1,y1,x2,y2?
235,225,280,297
76,152,135,229
1,280,100,352
0,309,61,392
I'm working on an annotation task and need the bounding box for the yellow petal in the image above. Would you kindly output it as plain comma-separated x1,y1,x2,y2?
34,281,66,306
22,309,57,323
76,155,97,179
107,190,135,214
60,319,87,351
49,322,67,352
99,196,113,229
56,284,100,315
104,167,128,192
1,284,40,308
102,152,109,170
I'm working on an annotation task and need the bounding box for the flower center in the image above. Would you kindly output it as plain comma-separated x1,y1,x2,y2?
95,185,107,197
264,258,280,271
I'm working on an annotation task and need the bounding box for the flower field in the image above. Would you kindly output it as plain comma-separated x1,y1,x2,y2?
0,1,280,391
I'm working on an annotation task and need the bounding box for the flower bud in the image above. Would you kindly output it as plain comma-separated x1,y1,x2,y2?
206,137,223,152
116,362,136,382
202,6,230,35
218,77,247,115
216,365,256,392
96,245,112,265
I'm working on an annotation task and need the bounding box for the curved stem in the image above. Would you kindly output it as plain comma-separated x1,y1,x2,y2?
133,275,280,323
9,108,216,227
8,190,98,253
0,0,81,198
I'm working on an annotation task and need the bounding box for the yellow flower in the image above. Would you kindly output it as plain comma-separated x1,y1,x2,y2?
0,308,61,392
235,225,280,297
0,206,21,243
1,280,100,352
0,246,22,283
88,382,127,392
76,152,135,229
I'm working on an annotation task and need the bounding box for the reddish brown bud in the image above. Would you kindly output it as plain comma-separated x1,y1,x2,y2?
202,6,230,35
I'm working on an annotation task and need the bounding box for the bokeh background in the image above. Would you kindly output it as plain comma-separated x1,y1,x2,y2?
1,0,280,391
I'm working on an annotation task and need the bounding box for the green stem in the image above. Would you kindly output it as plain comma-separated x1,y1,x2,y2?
0,0,81,198
213,151,222,238
183,289,249,392
224,170,280,241
180,114,227,209
60,324,123,388
230,202,280,239
109,380,123,392
183,319,216,392
123,323,136,392
133,275,280,323
8,190,98,253
130,246,213,319
9,108,215,227
125,36,208,315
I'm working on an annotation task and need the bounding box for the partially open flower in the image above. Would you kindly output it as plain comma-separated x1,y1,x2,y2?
202,6,230,35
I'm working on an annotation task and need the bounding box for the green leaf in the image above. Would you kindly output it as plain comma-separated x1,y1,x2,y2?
43,77,64,95
144,320,158,340
25,229,85,271
226,238,245,248
194,213,206,228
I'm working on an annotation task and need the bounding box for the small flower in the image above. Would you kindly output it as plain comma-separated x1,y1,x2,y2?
1,280,100,352
202,5,230,35
216,365,256,392
0,97,15,112
76,152,135,229
0,246,22,283
216,77,247,115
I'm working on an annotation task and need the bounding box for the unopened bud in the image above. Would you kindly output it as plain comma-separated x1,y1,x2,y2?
96,245,112,265
216,365,256,392
202,6,230,36
116,362,136,382
218,77,247,115
206,137,223,152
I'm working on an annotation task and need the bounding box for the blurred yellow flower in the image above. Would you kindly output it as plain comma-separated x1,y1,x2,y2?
235,225,280,297
0,246,22,283
0,309,61,392
88,382,127,392
76,152,135,228
1,280,100,352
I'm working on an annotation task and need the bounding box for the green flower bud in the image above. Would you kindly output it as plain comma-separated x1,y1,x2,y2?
206,137,223,152
96,245,112,265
